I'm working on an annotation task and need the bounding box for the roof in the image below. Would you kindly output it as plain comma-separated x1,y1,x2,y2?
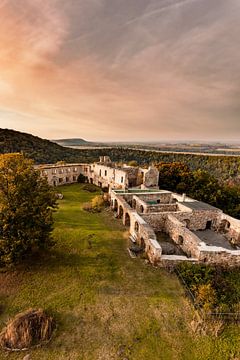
182,200,220,211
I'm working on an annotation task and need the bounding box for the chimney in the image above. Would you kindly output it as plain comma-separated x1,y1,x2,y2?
182,193,186,202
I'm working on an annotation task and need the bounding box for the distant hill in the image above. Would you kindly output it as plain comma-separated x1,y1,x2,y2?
53,138,91,147
0,128,99,164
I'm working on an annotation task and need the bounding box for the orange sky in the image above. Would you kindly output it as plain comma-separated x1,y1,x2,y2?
0,0,240,141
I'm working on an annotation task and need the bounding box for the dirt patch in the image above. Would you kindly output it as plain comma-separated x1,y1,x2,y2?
0,309,55,351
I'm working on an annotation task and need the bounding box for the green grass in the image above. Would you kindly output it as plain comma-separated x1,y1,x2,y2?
0,184,239,359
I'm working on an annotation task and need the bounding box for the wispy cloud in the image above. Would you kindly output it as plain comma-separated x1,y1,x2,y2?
0,0,240,140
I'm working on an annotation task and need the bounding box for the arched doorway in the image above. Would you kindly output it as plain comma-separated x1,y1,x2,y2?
183,219,190,228
140,237,145,250
134,222,139,233
124,213,130,227
178,235,184,245
119,205,124,219
219,219,231,232
140,205,144,213
132,199,137,209
113,199,118,212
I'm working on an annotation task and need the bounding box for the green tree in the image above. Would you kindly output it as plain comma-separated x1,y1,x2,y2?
0,153,57,266
156,162,192,192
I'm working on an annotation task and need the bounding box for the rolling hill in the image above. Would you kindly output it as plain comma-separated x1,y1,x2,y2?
0,128,98,164
52,138,91,147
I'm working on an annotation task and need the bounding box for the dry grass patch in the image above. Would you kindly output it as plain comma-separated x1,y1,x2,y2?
0,309,55,351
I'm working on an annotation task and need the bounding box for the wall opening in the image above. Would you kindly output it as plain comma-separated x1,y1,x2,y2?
119,205,124,219
140,237,145,250
114,199,118,211
178,235,184,245
219,219,231,232
134,222,139,233
124,213,130,227
140,205,144,213
183,219,190,228
206,220,212,230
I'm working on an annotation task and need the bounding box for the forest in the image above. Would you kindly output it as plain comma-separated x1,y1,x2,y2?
1,129,240,186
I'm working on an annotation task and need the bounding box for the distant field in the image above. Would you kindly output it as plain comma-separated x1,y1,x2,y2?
0,184,239,360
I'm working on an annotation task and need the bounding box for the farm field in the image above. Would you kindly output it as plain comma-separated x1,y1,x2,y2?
0,184,239,360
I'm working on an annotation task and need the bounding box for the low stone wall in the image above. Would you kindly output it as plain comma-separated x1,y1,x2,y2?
146,204,178,213
198,246,240,266
136,192,172,204
216,214,240,245
165,215,201,258
173,210,220,231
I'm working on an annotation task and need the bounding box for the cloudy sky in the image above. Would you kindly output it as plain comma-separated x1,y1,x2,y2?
0,0,240,141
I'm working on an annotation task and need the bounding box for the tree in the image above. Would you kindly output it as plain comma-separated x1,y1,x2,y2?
77,173,87,183
156,162,192,192
0,153,57,266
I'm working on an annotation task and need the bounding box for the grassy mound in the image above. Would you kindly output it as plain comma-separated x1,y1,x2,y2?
0,309,55,351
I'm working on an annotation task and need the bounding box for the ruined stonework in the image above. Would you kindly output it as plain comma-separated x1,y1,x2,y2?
37,157,240,267
37,157,159,191
110,189,240,267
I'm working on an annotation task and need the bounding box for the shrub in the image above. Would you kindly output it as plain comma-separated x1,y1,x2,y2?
83,195,106,213
82,184,98,192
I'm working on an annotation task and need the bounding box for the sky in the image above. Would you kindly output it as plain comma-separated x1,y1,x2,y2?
0,0,240,142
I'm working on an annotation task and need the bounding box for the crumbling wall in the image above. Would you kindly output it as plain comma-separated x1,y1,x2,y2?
165,215,201,258
143,167,159,188
173,210,220,231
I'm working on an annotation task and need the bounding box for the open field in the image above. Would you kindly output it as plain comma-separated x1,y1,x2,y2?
0,184,239,360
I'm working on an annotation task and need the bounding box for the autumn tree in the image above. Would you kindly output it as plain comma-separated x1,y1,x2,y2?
0,153,57,266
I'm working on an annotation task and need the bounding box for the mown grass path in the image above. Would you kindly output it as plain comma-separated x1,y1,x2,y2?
0,184,239,359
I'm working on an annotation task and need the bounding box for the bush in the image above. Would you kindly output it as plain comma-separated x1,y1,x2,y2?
83,195,106,213
82,184,98,192
177,263,240,313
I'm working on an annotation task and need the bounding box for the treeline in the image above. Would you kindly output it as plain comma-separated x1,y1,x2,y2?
1,129,240,186
156,162,240,219
0,128,99,164
98,148,240,186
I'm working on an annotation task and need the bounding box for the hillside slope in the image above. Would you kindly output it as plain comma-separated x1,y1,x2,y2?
0,129,97,164
53,138,91,147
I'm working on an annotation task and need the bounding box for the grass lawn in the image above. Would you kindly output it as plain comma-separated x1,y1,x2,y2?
0,184,239,360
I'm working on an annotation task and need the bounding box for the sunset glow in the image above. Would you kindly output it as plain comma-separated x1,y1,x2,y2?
0,0,240,141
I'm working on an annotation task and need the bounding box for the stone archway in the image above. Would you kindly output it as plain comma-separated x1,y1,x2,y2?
113,199,118,212
219,219,231,232
132,199,137,209
119,205,124,219
178,235,184,245
140,237,145,250
124,212,131,227
183,219,190,228
134,221,139,233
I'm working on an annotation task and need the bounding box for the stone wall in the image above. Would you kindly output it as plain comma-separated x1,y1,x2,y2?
136,192,172,204
173,210,220,231
146,204,178,213
37,164,89,186
216,214,240,245
143,167,159,188
165,215,201,258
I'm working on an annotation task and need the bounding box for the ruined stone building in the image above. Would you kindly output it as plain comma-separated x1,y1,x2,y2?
37,156,159,190
110,189,240,267
38,156,240,267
